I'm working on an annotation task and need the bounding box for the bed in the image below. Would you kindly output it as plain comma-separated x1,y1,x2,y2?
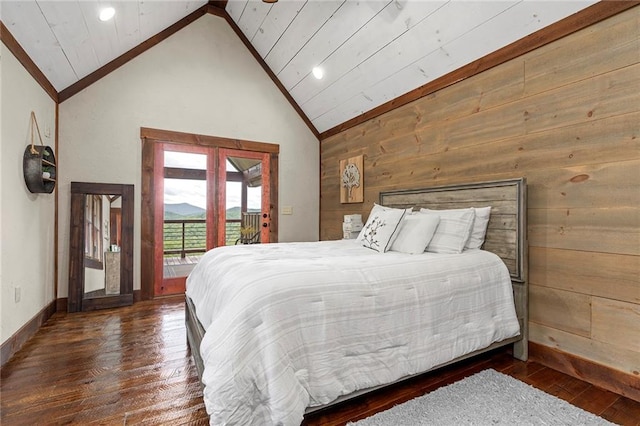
185,178,528,426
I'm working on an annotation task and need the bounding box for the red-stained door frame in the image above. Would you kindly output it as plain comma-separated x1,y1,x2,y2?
145,130,277,298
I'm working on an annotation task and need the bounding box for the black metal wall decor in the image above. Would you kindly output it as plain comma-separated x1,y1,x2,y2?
23,111,56,194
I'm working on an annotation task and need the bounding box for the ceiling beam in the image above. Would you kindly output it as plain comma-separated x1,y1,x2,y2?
58,5,209,102
207,1,228,11
209,6,320,139
319,0,640,140
0,21,58,103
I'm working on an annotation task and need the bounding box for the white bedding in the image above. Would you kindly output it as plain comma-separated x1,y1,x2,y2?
186,240,520,426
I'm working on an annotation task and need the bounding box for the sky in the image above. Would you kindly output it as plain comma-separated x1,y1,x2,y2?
163,151,261,210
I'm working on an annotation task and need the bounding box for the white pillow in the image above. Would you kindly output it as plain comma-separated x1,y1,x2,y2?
420,207,475,254
359,207,406,253
357,203,412,242
421,206,491,250
467,206,491,249
390,213,441,254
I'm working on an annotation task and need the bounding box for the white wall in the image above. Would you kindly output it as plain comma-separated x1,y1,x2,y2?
58,14,319,297
0,44,57,343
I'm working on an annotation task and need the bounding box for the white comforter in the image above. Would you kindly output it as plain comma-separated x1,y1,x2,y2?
186,240,520,426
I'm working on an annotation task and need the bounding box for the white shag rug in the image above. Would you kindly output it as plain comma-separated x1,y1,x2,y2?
348,369,615,425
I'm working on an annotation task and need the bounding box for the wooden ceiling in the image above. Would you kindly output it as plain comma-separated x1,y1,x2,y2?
2,0,631,137
1,1,209,90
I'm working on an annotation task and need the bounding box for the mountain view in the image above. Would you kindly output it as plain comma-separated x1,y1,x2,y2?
164,203,259,220
164,203,205,218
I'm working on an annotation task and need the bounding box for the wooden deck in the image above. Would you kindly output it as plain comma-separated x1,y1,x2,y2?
163,254,202,266
1,297,638,425
163,255,202,278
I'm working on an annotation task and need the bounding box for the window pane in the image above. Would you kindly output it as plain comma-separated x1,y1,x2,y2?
164,151,206,170
247,186,261,211
163,178,207,279
163,179,206,210
226,159,239,172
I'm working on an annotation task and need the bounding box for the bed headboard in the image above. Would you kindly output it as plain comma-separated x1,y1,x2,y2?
380,178,528,360
379,178,527,282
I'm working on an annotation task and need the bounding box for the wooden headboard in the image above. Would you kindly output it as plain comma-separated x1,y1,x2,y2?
380,178,527,281
380,178,528,359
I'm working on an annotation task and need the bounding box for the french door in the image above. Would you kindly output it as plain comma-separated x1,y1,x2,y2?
153,143,271,296
217,148,271,247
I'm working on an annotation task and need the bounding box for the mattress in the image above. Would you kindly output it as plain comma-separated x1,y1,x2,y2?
186,239,520,426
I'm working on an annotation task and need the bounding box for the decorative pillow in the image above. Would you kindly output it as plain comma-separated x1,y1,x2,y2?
421,206,491,250
359,207,406,253
390,213,441,254
357,203,412,242
420,207,475,254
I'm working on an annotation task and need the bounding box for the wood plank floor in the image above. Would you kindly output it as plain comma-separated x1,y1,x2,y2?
2,296,638,425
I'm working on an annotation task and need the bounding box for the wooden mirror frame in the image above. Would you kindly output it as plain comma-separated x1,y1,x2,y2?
68,182,134,312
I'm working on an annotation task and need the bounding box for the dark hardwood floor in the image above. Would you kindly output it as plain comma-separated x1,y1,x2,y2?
1,296,638,425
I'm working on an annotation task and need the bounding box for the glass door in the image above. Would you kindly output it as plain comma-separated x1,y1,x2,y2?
217,149,271,247
153,144,271,296
155,144,211,296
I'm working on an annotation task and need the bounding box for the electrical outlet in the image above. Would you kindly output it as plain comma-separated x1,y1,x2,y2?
14,286,21,303
282,206,293,215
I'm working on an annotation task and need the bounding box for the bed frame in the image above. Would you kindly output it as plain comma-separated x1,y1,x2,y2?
185,177,528,412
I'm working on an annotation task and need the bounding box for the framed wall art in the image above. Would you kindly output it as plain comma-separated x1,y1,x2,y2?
340,154,363,203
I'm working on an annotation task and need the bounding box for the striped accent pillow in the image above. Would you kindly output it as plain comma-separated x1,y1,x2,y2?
421,208,475,254
421,207,492,250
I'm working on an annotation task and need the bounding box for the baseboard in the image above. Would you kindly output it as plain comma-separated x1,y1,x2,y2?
3,292,143,368
0,299,57,368
56,297,68,312
529,342,639,402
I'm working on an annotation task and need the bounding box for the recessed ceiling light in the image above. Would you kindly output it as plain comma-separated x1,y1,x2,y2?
99,7,115,22
312,66,324,80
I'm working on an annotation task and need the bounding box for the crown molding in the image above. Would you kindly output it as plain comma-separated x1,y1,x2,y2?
210,8,320,139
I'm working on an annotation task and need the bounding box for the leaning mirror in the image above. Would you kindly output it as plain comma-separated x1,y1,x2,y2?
68,182,134,312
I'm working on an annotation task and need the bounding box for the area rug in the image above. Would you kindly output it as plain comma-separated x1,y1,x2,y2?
348,369,614,425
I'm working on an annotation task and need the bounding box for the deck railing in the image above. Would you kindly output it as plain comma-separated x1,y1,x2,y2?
163,219,206,258
163,218,247,257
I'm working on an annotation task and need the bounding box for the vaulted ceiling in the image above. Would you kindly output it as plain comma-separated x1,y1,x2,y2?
1,0,620,136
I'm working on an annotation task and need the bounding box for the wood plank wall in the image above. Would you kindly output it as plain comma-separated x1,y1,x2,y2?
320,8,639,378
